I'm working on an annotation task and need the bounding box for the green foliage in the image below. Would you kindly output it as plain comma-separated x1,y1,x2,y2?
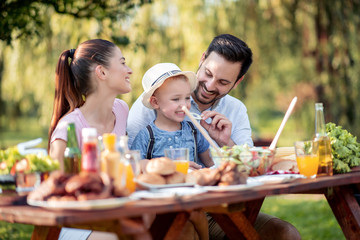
0,147,59,174
0,0,151,45
326,122,360,173
1,0,360,146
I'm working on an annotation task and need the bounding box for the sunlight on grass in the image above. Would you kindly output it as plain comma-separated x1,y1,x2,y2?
261,195,345,240
0,118,48,150
0,221,33,240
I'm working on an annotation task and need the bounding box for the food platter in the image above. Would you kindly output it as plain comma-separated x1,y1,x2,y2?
248,174,306,184
27,196,136,210
134,179,194,190
198,181,263,192
131,187,207,199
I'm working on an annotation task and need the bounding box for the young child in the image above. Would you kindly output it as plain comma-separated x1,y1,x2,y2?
131,63,214,169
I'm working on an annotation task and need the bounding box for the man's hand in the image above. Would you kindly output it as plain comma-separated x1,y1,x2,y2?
200,110,235,147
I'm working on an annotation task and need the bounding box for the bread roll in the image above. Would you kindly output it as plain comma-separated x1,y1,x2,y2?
137,173,166,185
271,160,298,172
146,157,176,175
165,171,185,184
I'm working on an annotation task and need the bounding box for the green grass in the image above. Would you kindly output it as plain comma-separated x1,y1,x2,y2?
0,118,48,150
261,195,345,240
0,221,33,240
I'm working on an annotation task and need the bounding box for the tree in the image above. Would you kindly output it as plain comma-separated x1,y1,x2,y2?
0,0,151,133
0,0,151,45
2,0,360,147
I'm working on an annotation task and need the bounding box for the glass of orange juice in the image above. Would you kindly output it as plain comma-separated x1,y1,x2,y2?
294,140,319,178
164,148,190,175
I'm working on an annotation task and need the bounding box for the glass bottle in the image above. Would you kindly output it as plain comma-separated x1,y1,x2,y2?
64,123,81,174
81,128,99,172
117,136,135,192
100,133,120,180
314,103,333,176
117,135,130,154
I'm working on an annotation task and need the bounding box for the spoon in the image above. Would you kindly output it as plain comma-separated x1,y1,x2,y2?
269,96,298,150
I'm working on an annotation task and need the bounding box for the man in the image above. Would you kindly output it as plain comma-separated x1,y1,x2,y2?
127,35,252,149
127,34,301,240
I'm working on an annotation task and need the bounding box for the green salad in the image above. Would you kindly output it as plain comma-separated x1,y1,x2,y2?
0,146,59,174
326,122,360,174
211,144,274,176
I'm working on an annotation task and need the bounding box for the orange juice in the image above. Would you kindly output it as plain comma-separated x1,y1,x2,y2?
296,155,319,178
174,160,189,175
119,162,136,193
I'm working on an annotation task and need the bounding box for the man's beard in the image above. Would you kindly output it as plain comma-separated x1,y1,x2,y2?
193,82,228,105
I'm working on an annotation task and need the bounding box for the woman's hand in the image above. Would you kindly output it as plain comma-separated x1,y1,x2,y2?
200,110,235,147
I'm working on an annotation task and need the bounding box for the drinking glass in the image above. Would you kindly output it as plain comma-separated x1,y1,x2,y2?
124,150,141,177
294,140,319,178
164,148,190,175
122,150,141,193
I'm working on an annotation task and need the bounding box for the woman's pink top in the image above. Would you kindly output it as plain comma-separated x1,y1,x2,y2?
51,99,129,149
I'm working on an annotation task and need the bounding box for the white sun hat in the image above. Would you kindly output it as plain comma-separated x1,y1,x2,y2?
141,63,197,109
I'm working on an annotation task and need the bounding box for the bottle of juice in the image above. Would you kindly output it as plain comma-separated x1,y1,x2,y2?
81,128,99,172
64,123,81,174
101,133,120,180
117,136,136,192
314,103,333,176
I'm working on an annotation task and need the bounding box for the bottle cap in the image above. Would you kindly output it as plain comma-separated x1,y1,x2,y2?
82,128,97,138
315,103,324,109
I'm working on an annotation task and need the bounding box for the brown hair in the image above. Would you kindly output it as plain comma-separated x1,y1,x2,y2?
48,39,116,150
204,34,252,82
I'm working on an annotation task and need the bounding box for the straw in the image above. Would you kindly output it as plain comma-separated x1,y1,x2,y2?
182,106,223,156
269,96,298,150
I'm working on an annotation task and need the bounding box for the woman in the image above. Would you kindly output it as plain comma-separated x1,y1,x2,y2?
48,39,132,164
48,39,132,240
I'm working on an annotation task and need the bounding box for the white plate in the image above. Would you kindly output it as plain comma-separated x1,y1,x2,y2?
248,174,306,184
199,181,263,192
134,179,194,190
27,197,135,210
131,187,207,199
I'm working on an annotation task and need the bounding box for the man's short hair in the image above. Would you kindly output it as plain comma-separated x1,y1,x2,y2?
204,34,253,81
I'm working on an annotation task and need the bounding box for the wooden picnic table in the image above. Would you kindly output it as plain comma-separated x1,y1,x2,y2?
0,171,360,240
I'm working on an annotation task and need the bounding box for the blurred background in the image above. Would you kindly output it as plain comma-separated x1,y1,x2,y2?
1,0,360,149
1,1,359,239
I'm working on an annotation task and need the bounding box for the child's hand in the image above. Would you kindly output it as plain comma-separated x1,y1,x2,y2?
189,161,202,170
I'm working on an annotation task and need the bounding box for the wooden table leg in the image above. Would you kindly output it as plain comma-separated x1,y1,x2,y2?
150,212,190,240
325,185,360,240
163,212,190,240
31,226,61,240
211,212,260,240
244,199,264,225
